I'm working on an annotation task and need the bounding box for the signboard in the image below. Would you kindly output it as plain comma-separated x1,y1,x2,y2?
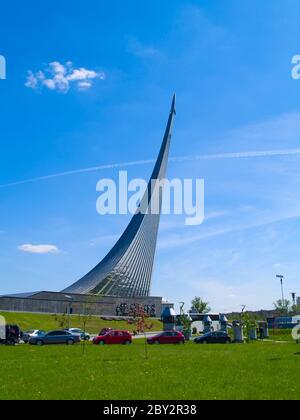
116,303,156,317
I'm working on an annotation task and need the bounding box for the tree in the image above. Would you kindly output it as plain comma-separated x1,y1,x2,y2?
53,313,68,330
291,304,300,315
178,302,193,340
273,299,291,315
190,297,211,314
241,311,258,343
78,296,98,354
127,305,153,359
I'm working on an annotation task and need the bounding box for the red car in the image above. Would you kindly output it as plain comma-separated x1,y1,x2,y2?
93,330,132,345
99,327,112,336
147,331,185,345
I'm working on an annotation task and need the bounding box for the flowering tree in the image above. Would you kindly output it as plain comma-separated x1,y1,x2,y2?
128,304,153,359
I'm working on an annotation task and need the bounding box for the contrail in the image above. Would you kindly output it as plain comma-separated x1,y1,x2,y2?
0,159,155,188
1,148,300,189
171,148,300,162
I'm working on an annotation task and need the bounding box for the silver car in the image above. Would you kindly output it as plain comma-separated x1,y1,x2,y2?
67,328,90,341
22,329,46,344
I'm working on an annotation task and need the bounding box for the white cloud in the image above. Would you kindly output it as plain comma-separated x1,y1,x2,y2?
18,244,59,254
25,61,105,93
67,68,100,81
77,81,92,90
49,61,68,74
25,71,39,89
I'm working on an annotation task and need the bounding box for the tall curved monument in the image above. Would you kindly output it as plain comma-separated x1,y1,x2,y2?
0,96,176,316
62,95,176,298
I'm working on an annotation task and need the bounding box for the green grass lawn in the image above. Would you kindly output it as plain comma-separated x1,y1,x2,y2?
0,340,299,400
0,311,163,334
268,328,294,342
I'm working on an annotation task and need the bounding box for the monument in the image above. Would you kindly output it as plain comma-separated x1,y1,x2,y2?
0,96,176,317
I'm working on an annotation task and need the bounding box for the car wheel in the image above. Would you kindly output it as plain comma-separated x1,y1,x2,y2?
178,340,184,344
202,340,208,345
124,340,131,345
154,340,160,345
36,340,43,346
66,339,74,345
98,340,105,345
85,336,90,341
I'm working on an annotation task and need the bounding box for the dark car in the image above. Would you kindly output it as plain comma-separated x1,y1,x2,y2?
29,330,80,346
0,324,22,345
93,330,132,345
194,331,232,344
147,331,185,345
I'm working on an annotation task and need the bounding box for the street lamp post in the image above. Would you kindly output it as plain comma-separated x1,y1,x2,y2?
276,275,285,303
64,295,74,330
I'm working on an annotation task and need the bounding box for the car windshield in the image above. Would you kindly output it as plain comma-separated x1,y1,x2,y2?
25,330,35,334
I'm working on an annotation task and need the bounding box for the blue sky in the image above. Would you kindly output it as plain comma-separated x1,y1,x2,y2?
1,0,300,312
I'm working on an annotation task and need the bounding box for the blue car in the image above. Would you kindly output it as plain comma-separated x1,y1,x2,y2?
29,330,80,346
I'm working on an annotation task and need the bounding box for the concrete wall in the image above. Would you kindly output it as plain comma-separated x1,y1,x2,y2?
0,291,162,317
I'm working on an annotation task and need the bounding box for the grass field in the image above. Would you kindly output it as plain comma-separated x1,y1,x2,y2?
0,311,163,334
268,328,294,342
0,339,299,400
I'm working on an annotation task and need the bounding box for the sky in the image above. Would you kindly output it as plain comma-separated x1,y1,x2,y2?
1,0,300,312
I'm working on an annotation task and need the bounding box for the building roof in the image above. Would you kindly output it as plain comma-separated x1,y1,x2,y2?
0,291,42,298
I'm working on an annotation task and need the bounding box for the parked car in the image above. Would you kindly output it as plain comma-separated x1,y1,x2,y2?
29,330,80,346
22,330,46,344
0,324,22,345
99,327,112,336
194,331,232,344
67,328,90,341
93,330,132,345
147,331,185,345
